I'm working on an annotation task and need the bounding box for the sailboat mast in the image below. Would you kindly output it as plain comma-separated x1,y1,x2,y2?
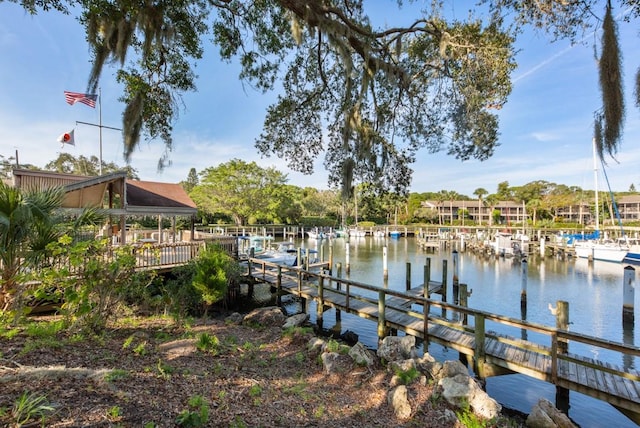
592,138,599,232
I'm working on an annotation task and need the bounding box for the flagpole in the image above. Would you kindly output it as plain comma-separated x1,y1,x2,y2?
74,88,121,176
99,87,103,175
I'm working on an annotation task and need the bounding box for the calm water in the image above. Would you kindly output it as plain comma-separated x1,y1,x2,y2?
249,236,639,427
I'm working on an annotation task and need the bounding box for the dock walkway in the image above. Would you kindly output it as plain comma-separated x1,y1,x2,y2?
247,258,640,423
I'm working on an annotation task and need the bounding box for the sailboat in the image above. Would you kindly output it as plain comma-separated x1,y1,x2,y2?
389,205,401,239
573,139,628,262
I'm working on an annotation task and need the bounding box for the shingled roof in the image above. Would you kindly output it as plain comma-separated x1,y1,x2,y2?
12,169,197,217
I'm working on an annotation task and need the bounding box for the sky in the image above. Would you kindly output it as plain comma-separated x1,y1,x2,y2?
1,1,639,197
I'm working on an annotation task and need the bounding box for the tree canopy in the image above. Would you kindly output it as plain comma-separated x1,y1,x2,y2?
9,0,638,197
8,0,517,197
190,159,289,226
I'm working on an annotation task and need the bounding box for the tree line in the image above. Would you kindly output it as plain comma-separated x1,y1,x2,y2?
3,153,637,227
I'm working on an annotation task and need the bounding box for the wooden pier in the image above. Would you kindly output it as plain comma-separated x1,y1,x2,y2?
247,258,640,423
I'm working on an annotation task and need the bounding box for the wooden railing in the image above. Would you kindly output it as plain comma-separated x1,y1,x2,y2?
247,261,640,418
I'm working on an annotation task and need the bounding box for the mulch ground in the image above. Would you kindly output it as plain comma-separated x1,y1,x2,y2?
0,313,525,427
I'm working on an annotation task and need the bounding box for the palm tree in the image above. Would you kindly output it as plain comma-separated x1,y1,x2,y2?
473,188,488,225
485,194,499,227
0,182,64,311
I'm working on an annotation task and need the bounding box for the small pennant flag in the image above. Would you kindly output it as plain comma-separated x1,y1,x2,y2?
64,90,97,108
57,129,75,146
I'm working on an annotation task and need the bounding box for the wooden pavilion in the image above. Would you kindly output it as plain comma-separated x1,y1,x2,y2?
12,169,197,244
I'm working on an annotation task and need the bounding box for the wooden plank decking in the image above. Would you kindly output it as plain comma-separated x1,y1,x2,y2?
247,258,640,422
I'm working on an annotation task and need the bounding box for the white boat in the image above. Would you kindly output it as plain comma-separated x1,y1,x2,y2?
620,238,640,264
373,230,385,238
574,239,629,262
349,228,367,237
389,230,401,239
573,139,628,263
255,241,318,266
238,234,274,258
306,228,335,240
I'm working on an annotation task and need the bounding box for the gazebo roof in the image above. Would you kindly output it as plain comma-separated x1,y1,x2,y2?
12,169,197,217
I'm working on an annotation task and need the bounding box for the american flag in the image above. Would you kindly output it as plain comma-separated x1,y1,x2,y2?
64,90,98,108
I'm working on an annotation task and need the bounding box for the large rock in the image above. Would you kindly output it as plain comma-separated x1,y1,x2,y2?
282,313,309,329
387,385,412,419
242,306,285,327
321,352,352,374
439,373,502,420
526,398,577,428
377,335,416,362
348,342,375,367
307,337,326,356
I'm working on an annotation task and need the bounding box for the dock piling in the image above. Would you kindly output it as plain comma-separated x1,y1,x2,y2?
623,265,635,325
383,246,388,279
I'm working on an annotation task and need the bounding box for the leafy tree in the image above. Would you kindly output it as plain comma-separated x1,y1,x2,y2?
630,183,636,193
0,154,39,181
44,153,139,178
15,1,516,197
182,167,199,192
190,159,288,226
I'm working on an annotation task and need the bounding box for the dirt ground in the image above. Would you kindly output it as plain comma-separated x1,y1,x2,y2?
0,313,525,427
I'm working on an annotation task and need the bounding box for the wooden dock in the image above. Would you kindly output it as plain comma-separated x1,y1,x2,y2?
247,258,640,423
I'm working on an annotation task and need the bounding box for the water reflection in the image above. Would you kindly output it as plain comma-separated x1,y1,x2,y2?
274,236,639,428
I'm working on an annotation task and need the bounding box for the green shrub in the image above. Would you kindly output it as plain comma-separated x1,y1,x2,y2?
176,395,209,427
191,244,241,314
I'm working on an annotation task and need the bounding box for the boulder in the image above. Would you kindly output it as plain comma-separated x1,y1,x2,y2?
439,373,502,420
321,351,352,374
282,313,309,329
307,337,326,355
348,342,375,367
242,306,285,327
387,385,412,419
377,335,416,362
224,312,243,325
526,398,577,428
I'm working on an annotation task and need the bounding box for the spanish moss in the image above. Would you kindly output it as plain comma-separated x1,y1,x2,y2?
597,2,624,158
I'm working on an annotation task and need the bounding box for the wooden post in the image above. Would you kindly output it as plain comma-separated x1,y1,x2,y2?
474,313,486,378
377,290,387,342
345,241,351,274
304,248,310,270
539,237,546,257
452,256,459,308
298,270,306,313
423,258,431,298
623,265,635,325
406,262,411,291
423,267,430,348
555,300,569,414
460,283,469,325
521,258,528,312
317,276,325,328
441,259,448,302
452,252,459,319
383,246,388,279
335,262,342,322
296,248,302,267
623,267,635,371
521,258,528,340
328,245,333,275
276,266,282,306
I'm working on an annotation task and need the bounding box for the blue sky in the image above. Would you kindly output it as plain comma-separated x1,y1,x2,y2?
1,1,639,197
